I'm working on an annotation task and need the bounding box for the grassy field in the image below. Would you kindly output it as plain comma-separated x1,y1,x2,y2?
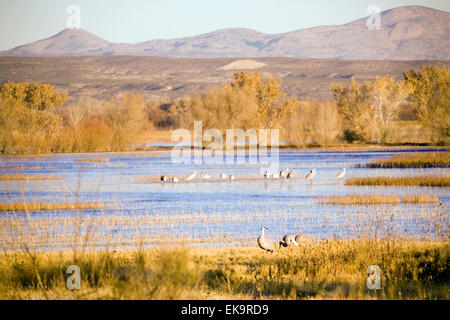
318,194,439,205
0,239,448,300
364,152,450,168
0,202,106,212
345,176,450,187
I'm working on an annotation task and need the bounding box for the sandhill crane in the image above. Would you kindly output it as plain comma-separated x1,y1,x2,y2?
336,168,346,179
257,226,275,252
201,173,212,180
220,173,227,180
305,168,316,182
229,174,235,181
161,175,168,182
172,177,179,183
279,234,299,248
185,171,197,181
286,170,295,179
280,169,288,178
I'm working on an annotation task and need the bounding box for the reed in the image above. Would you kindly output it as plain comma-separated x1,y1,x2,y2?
363,152,450,168
0,201,106,212
345,176,450,187
74,158,110,162
0,239,448,300
318,194,439,205
0,174,61,181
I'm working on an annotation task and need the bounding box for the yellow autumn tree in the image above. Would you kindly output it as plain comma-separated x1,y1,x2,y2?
331,78,374,142
404,66,450,145
230,72,296,129
367,77,413,143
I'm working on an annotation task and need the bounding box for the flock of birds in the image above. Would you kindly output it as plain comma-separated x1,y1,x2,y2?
160,167,346,183
160,170,235,183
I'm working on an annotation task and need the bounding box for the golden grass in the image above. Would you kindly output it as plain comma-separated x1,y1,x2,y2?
0,202,107,212
318,194,439,205
0,174,61,181
345,176,450,187
0,240,448,300
74,158,109,162
364,152,450,168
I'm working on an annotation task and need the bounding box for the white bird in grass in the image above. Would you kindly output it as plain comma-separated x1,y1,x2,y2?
185,170,197,181
257,226,275,252
264,171,270,179
286,170,295,179
305,168,316,182
279,234,300,248
172,177,179,183
229,174,235,181
272,172,280,179
220,173,227,180
201,173,212,180
161,175,168,182
336,168,346,179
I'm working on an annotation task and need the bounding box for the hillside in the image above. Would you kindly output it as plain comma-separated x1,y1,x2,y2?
1,6,449,60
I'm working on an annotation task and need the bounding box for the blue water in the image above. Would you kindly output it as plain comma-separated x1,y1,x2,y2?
0,149,448,250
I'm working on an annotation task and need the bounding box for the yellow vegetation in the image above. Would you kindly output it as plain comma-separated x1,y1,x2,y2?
318,194,439,205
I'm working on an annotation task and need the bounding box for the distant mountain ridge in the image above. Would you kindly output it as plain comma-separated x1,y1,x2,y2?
2,6,449,60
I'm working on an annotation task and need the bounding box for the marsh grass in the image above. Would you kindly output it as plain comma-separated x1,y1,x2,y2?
74,158,109,163
0,202,107,212
0,240,448,300
318,194,439,205
345,176,450,187
0,174,62,181
362,152,450,168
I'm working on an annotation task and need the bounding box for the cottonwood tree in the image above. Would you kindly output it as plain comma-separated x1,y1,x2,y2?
404,66,450,145
0,81,67,110
331,78,373,142
231,72,296,130
367,77,412,143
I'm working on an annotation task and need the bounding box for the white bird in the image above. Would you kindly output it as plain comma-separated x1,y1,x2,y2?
220,173,227,180
185,171,197,181
280,169,288,178
286,170,295,179
161,175,168,182
264,171,270,179
336,168,346,179
201,173,212,180
172,177,179,183
305,168,316,181
272,172,280,179
229,174,235,181
279,234,300,248
257,226,275,252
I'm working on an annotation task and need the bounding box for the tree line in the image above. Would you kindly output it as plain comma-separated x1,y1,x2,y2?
0,65,448,153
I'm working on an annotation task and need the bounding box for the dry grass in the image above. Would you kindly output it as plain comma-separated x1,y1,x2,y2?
74,158,109,162
318,194,439,205
345,176,450,187
0,202,107,212
0,174,61,181
0,240,448,300
363,152,450,168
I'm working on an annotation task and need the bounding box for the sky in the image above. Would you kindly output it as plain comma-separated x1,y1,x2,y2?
0,0,449,50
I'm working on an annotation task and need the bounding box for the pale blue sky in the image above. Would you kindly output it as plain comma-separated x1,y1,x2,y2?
0,0,449,50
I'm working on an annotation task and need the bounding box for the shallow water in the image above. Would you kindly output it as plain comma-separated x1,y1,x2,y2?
0,149,448,250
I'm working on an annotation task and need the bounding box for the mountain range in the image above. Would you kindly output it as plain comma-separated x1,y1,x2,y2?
1,6,449,60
